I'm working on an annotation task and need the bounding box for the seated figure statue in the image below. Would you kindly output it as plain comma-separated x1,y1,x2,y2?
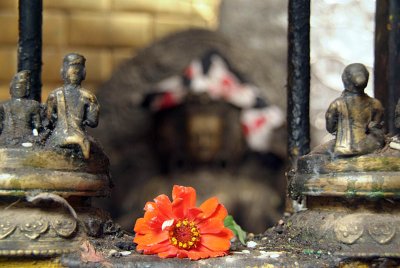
0,70,41,145
325,63,385,156
46,53,99,159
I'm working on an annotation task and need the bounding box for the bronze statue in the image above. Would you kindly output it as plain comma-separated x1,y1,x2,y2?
0,53,113,258
0,70,41,145
289,63,400,259
325,63,384,156
46,53,99,159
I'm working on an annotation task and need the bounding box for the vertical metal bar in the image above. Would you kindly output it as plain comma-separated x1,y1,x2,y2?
374,0,400,135
18,0,42,102
287,0,311,167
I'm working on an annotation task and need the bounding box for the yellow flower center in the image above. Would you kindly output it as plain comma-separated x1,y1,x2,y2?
169,219,200,249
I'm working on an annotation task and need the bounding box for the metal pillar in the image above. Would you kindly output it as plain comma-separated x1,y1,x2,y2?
287,0,311,167
374,0,400,134
18,0,42,102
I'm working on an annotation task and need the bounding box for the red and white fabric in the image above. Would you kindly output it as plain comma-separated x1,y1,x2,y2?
147,53,284,152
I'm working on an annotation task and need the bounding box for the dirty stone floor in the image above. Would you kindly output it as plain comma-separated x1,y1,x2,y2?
61,216,400,267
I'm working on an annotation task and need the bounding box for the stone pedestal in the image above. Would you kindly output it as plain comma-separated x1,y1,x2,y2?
0,145,112,256
289,143,400,257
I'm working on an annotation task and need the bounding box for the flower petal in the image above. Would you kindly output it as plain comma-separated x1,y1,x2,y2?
200,229,233,252
172,185,196,217
154,194,173,219
186,250,203,260
176,250,189,259
172,197,185,219
143,202,162,222
144,201,157,212
134,231,169,247
142,198,173,229
207,204,228,221
198,218,226,234
134,218,152,234
199,197,219,219
161,219,175,231
187,244,227,260
158,247,178,258
141,241,173,254
188,207,202,220
143,212,164,230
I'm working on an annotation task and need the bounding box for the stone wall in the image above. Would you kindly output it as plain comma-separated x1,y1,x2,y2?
0,0,219,100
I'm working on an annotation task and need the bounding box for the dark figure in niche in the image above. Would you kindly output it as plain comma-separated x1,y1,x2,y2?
325,63,385,156
0,70,41,145
46,53,99,159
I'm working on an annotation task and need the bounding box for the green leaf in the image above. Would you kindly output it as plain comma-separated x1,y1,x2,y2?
224,215,247,245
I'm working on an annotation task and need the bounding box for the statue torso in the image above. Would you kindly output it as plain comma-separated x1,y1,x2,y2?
1,99,40,139
328,92,383,155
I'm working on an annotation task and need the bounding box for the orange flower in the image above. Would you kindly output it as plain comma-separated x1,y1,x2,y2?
133,185,234,260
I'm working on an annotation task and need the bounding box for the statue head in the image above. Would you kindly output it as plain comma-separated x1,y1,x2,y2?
61,53,86,85
10,70,30,98
341,63,369,94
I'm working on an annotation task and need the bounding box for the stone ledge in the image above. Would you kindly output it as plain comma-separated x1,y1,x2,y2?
59,225,400,268
61,249,333,268
61,246,400,268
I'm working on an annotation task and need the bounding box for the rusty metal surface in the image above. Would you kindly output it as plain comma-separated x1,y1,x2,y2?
292,172,400,198
374,0,400,135
0,145,110,197
18,0,42,102
287,0,311,167
298,153,400,174
291,145,400,199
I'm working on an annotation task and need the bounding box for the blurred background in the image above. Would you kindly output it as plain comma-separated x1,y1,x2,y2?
0,0,375,233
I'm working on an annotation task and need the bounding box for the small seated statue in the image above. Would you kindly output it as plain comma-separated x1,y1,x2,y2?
46,53,99,159
325,63,385,156
0,70,41,145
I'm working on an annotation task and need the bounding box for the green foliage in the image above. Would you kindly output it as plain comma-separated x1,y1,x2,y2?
224,215,246,245
303,249,323,255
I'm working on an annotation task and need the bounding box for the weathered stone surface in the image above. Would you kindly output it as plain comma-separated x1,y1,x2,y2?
92,29,286,234
60,226,400,267
218,0,287,111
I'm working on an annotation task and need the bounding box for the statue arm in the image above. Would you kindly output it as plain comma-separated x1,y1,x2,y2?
83,94,99,128
370,100,384,129
46,93,57,127
31,103,42,131
325,101,338,134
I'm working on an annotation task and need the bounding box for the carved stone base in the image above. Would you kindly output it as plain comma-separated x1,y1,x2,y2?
290,144,400,199
0,145,111,197
0,201,113,257
288,198,400,257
